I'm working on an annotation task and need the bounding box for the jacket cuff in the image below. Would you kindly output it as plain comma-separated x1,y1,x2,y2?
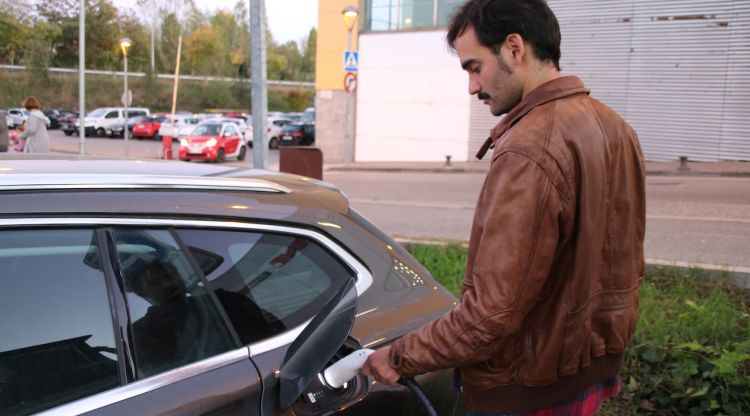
389,337,419,377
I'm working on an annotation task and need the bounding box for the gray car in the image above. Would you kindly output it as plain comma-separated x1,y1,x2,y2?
0,157,459,416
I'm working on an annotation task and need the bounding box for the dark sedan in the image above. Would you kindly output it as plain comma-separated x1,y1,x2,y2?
279,123,315,146
0,157,460,416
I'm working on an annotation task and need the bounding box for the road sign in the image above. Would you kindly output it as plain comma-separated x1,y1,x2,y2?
344,51,359,72
344,72,357,93
121,90,132,106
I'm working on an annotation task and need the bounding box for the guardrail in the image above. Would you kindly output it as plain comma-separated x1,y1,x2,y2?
0,64,314,89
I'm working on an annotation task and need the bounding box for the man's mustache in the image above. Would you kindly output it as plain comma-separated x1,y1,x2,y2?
477,92,490,100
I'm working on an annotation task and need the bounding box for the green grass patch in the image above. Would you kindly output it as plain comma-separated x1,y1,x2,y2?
405,243,750,415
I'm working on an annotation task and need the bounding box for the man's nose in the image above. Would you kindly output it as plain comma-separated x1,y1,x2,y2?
468,78,481,96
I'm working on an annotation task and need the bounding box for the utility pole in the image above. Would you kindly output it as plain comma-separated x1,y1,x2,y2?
78,0,86,156
250,0,268,170
150,0,155,73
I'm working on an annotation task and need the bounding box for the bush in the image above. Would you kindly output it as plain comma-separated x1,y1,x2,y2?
405,244,750,415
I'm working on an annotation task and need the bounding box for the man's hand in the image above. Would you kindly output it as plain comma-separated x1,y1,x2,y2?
360,346,400,387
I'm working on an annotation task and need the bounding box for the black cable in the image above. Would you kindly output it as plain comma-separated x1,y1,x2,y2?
398,377,438,416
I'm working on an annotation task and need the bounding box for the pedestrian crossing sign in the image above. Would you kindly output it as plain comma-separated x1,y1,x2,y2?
344,51,359,72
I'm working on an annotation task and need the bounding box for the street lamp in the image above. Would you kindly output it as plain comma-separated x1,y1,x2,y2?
119,37,132,156
341,5,358,164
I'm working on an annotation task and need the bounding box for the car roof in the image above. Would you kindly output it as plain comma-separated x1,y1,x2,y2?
0,158,349,218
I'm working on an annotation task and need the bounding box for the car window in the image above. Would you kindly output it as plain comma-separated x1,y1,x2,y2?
112,229,238,379
0,229,120,415
193,124,221,136
128,111,146,118
224,125,238,136
175,229,356,345
105,111,119,119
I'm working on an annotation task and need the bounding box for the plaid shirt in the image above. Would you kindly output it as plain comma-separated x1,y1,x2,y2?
464,377,622,416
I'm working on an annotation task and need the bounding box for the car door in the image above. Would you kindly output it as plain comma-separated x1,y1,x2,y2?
221,125,240,154
0,224,263,416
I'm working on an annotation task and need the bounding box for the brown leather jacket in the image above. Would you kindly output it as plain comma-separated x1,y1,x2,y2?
389,76,646,413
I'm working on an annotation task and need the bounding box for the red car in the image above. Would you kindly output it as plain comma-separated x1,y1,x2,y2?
132,116,163,140
178,121,248,162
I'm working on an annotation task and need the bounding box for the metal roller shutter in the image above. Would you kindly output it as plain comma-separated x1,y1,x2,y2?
467,0,750,161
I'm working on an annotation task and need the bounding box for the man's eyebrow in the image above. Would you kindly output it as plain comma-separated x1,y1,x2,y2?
461,59,477,70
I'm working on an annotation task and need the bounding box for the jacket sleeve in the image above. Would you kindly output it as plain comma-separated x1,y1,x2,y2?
19,117,39,140
390,151,566,376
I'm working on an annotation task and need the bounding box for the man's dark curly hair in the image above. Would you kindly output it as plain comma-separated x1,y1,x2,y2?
446,0,562,71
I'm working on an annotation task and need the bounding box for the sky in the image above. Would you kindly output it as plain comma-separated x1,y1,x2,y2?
114,0,318,45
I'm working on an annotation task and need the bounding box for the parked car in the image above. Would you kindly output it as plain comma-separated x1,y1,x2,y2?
132,116,164,140
106,116,149,138
82,107,150,137
43,109,70,129
1,110,15,129
61,113,81,136
178,121,249,162
159,115,202,140
266,116,293,149
7,108,29,125
279,123,315,146
0,158,458,416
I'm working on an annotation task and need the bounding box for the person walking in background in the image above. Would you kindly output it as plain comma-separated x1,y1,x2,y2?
0,111,8,152
362,0,646,415
18,96,50,153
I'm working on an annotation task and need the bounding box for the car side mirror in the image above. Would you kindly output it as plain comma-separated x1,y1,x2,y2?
279,278,358,409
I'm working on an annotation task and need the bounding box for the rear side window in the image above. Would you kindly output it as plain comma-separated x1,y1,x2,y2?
0,229,120,415
112,229,238,379
105,111,119,119
175,229,356,345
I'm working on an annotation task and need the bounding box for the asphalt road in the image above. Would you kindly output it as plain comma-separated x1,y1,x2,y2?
323,171,750,271
44,130,750,270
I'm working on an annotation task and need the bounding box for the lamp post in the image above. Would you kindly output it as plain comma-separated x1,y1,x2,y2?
341,5,358,164
119,37,132,157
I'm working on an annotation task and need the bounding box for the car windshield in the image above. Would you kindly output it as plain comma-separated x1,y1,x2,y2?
87,109,108,117
192,124,221,136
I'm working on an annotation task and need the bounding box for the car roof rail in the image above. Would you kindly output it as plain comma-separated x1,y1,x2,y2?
0,174,292,194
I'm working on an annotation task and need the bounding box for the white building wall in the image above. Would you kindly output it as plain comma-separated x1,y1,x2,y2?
355,31,471,162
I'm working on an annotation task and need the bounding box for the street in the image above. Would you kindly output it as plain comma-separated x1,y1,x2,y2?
45,130,750,271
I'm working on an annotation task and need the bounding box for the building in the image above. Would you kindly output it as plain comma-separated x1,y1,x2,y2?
316,0,750,162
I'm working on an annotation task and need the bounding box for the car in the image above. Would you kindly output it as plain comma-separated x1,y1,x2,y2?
178,121,249,162
43,109,70,130
6,108,28,128
203,117,252,143
279,123,315,146
61,113,81,136
106,116,149,138
158,115,202,140
1,110,15,129
82,107,150,137
0,158,459,416
132,116,164,140
267,117,294,149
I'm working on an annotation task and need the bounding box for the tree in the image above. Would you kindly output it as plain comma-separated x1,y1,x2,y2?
158,12,181,73
0,12,30,64
301,28,316,82
183,25,222,75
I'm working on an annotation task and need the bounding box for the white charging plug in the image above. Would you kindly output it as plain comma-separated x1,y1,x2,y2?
321,349,375,389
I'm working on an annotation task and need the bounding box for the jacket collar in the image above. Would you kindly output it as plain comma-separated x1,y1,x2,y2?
475,76,590,160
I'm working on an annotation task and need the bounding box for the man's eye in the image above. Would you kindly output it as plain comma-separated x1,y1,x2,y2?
471,66,480,74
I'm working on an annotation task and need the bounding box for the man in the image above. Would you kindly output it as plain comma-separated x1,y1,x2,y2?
362,0,646,414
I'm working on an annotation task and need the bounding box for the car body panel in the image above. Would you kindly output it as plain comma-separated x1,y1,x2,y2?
0,159,460,416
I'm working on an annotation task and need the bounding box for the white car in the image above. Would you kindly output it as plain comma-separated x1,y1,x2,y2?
158,115,202,139
266,116,293,149
7,108,28,128
81,107,150,137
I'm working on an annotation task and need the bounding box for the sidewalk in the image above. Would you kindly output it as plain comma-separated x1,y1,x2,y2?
326,159,750,177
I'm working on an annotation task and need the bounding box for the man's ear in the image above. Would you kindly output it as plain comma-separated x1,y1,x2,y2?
505,33,526,65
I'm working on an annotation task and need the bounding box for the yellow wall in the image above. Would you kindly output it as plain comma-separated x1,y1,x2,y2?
316,0,360,91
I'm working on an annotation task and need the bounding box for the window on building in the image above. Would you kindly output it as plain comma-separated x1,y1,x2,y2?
364,0,463,32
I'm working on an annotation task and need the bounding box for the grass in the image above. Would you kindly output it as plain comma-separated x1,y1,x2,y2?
405,243,750,415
